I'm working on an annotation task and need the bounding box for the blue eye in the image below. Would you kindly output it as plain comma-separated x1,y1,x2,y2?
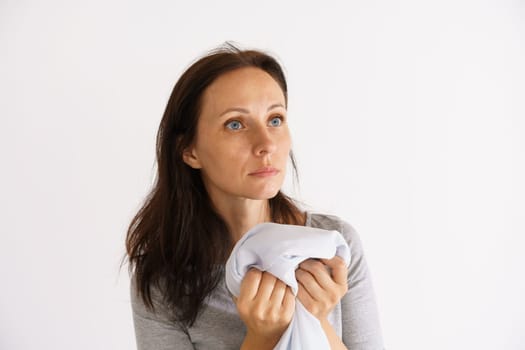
269,116,283,127
226,120,243,130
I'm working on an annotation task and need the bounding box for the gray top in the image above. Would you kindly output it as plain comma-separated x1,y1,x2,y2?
130,212,384,349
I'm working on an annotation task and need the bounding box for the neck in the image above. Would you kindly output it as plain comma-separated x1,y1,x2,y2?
208,193,272,243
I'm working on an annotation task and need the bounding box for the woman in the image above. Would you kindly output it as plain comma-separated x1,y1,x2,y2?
126,43,384,349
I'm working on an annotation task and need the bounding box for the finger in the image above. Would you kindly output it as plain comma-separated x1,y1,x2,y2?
282,286,296,317
320,256,348,286
298,259,334,288
295,267,327,301
269,278,287,304
296,279,315,306
239,268,262,300
256,271,278,301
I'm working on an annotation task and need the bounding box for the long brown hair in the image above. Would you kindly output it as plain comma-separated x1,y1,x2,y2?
125,42,304,327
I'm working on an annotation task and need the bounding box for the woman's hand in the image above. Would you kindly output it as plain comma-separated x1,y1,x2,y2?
235,268,295,350
295,256,348,322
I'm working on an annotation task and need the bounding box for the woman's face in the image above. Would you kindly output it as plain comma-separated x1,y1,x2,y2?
182,67,291,202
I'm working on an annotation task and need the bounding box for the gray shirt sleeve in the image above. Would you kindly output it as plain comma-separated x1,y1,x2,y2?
130,274,194,350
339,219,385,349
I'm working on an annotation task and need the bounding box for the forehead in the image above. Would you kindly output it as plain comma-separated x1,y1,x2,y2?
200,67,285,114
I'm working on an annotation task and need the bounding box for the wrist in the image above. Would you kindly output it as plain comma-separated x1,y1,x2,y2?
241,331,279,350
319,318,337,337
319,319,349,350
319,317,331,328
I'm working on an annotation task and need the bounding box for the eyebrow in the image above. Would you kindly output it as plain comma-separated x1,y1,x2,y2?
219,103,286,117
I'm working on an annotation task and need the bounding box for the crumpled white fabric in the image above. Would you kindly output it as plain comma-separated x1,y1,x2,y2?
225,222,351,350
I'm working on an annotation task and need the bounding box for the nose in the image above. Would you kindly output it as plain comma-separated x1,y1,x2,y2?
252,124,277,157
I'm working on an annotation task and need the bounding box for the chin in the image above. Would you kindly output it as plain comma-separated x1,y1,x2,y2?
245,187,281,200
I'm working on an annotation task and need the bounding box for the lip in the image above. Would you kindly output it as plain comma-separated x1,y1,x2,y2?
249,166,279,176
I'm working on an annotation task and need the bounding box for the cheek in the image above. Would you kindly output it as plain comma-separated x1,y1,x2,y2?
198,138,248,173
278,130,292,153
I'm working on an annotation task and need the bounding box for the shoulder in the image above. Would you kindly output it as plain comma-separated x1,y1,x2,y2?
307,212,362,248
129,272,179,325
307,211,368,283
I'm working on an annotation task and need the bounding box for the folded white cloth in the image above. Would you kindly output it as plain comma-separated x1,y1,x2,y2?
225,222,351,350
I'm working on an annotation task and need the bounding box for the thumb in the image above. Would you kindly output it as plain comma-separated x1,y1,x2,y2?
321,256,347,285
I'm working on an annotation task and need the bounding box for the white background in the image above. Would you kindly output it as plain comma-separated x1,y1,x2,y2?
1,0,524,349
